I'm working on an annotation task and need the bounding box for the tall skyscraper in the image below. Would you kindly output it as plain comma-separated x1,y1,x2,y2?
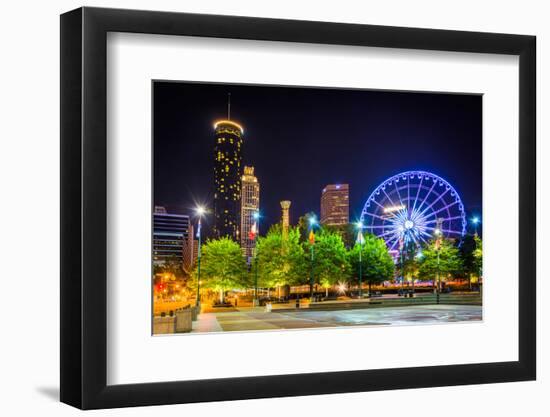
320,184,349,226
240,166,260,260
153,207,192,266
213,98,243,240
280,200,291,240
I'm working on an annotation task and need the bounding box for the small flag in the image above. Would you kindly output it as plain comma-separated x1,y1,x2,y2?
356,230,365,245
308,230,315,245
196,219,201,238
248,222,257,240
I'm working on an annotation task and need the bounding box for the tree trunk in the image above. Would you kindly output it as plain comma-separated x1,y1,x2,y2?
219,289,224,304
325,287,328,297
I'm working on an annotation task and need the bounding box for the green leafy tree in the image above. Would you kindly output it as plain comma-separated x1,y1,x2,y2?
304,229,351,289
418,238,463,286
473,235,483,280
153,254,185,280
459,234,483,288
348,233,394,293
255,227,306,294
323,223,357,248
397,240,421,284
195,237,248,303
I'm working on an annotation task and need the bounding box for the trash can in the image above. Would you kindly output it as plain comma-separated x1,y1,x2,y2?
175,307,193,333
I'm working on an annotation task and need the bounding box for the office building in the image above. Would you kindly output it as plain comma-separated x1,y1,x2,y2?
320,184,349,226
240,166,260,260
153,207,192,266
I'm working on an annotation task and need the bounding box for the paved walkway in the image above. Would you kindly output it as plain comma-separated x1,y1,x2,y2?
192,304,482,333
191,313,223,333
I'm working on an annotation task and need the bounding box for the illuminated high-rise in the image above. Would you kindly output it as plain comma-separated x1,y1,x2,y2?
320,184,349,226
240,166,260,260
213,112,243,240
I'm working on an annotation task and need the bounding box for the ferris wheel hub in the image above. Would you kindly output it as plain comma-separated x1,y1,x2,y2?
404,220,414,230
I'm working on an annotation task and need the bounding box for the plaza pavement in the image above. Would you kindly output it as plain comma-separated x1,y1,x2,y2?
191,304,482,333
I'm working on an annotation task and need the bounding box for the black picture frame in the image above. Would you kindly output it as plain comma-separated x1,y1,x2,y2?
60,6,536,410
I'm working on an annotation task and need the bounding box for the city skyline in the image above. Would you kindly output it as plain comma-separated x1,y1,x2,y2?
152,80,484,335
153,82,482,238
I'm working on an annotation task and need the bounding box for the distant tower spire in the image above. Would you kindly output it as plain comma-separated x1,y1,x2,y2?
227,93,231,120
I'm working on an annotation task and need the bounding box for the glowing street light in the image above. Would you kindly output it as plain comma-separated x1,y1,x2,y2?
471,216,480,236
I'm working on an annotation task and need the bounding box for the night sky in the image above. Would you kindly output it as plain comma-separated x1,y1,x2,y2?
153,81,482,236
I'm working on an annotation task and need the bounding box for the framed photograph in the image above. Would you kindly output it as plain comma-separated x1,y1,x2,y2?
60,7,536,409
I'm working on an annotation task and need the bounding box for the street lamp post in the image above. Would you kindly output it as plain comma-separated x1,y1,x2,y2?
195,206,206,310
253,211,260,307
436,246,440,304
310,244,314,299
401,250,405,292
434,227,442,304
414,250,423,295
308,216,317,300
356,221,364,298
254,245,259,305
399,237,405,294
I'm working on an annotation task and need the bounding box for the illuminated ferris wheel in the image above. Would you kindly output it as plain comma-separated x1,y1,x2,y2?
359,171,467,253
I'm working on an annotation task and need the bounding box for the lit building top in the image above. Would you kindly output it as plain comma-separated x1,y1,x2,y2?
213,120,244,134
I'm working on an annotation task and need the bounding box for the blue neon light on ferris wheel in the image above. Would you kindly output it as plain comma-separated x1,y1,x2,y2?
359,170,467,252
